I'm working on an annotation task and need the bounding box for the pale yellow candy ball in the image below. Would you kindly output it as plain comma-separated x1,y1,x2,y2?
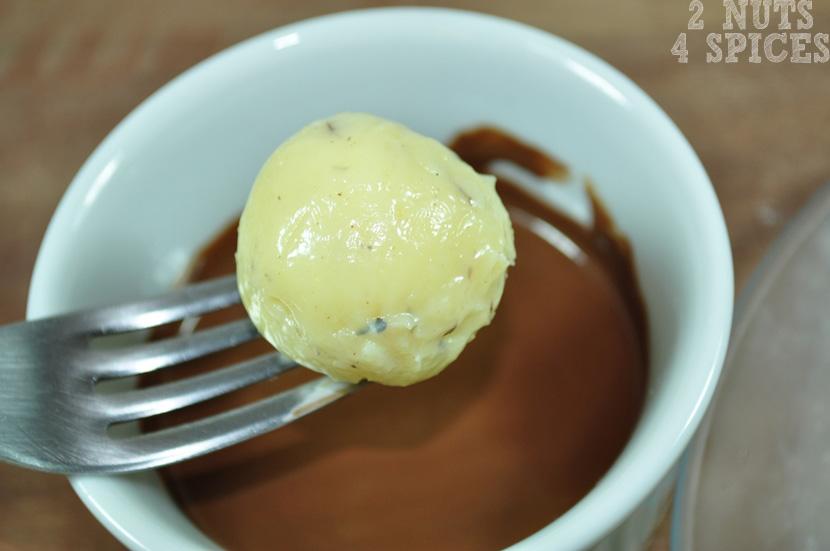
236,113,515,386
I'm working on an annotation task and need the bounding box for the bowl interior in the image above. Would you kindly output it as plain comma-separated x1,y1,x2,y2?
28,8,732,550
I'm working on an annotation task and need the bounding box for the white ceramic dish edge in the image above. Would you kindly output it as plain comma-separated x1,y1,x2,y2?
27,8,733,550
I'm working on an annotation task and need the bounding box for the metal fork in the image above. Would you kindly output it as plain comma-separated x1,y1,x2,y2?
0,275,358,474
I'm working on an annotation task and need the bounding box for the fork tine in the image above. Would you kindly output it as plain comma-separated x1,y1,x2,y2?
75,275,240,335
102,352,298,423
92,318,260,379
118,378,360,471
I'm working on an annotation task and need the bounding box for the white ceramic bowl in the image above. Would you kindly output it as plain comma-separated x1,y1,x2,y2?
27,8,733,550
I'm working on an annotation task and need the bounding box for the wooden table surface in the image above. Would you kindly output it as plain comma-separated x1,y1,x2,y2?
1,1,828,549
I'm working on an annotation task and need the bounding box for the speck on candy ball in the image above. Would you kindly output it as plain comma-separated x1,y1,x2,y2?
236,113,515,386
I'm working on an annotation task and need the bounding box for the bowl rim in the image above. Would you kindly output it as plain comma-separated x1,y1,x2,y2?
27,6,734,550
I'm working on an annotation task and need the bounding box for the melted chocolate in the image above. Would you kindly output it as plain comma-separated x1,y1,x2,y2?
143,128,648,550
